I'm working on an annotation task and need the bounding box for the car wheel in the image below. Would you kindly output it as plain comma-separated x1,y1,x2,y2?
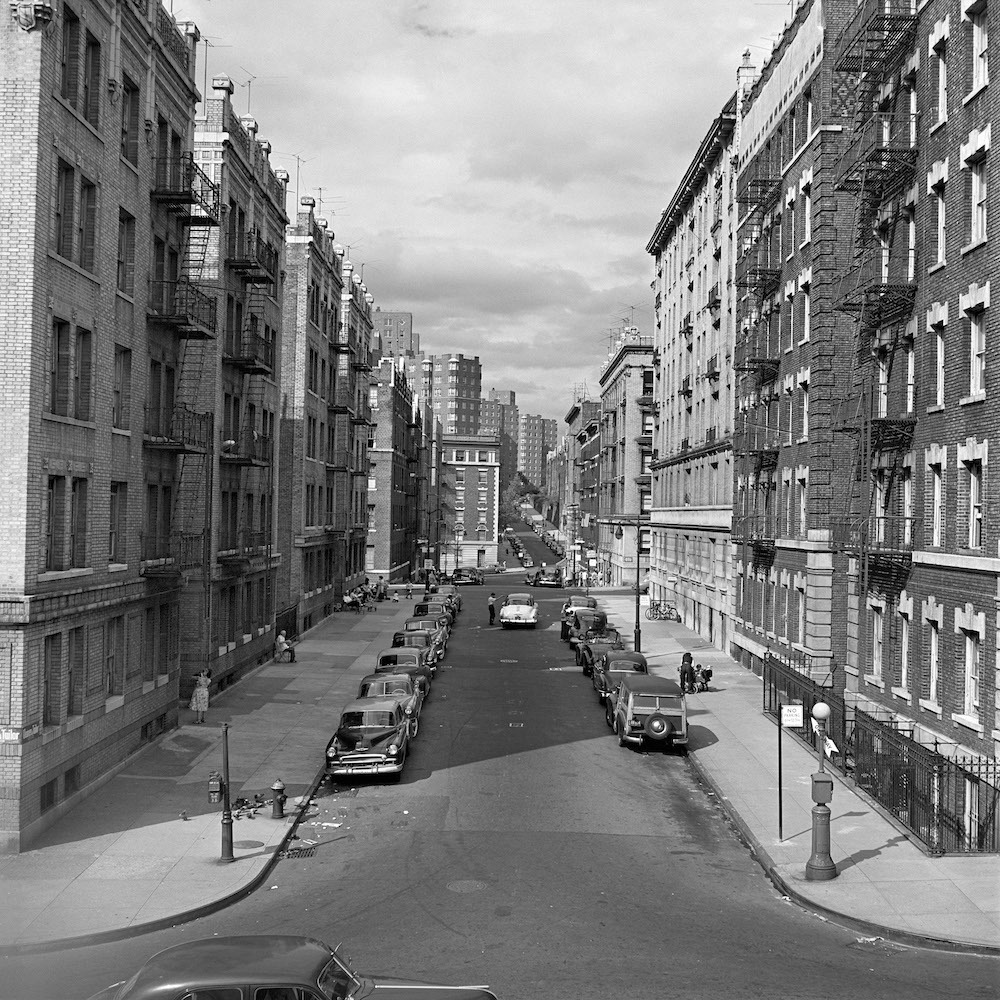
615,716,627,747
605,704,614,728
644,713,673,740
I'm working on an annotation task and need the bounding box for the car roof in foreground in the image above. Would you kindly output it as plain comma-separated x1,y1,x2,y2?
341,695,403,714
128,936,335,993
605,651,648,665
618,674,684,696
358,672,413,687
377,648,422,661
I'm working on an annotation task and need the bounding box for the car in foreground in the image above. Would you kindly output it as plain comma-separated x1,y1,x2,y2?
375,647,435,693
414,601,456,628
592,650,649,701
86,934,499,1000
400,616,449,655
356,672,424,736
560,594,598,639
607,674,688,752
499,592,539,628
326,696,411,779
576,626,627,673
526,569,563,588
567,608,608,651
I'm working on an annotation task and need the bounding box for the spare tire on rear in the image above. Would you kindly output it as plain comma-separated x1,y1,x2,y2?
644,713,673,740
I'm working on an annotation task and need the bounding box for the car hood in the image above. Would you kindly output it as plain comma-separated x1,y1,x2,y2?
333,727,400,752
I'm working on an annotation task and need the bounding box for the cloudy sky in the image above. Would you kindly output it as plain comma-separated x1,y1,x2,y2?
174,0,792,423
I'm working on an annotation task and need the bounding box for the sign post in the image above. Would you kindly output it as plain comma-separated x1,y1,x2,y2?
778,703,803,842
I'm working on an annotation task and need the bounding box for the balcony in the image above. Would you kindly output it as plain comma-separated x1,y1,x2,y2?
148,278,217,338
734,340,780,384
832,515,921,561
833,396,917,452
704,354,720,380
222,329,275,374
733,426,785,469
834,253,917,331
706,283,721,309
151,153,220,224
141,531,204,575
733,514,777,552
835,113,919,200
833,0,918,79
636,394,658,413
220,427,272,466
226,229,278,284
218,527,269,565
679,375,693,397
738,174,781,215
327,449,357,472
679,312,693,338
736,261,781,298
143,404,212,452
634,432,653,446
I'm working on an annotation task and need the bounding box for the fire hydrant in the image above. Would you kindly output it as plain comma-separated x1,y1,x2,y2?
271,778,287,819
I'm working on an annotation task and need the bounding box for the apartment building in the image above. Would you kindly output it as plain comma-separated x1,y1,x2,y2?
400,353,482,437
373,310,418,356
188,77,287,692
517,413,556,490
0,1,212,849
367,358,421,581
597,334,655,589
440,436,501,572
480,388,519,492
827,0,996,767
561,401,601,581
277,197,349,633
647,83,746,652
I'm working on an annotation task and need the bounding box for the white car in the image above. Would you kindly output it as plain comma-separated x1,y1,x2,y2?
499,592,539,629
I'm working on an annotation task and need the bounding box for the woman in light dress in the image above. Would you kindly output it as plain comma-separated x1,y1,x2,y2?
189,668,211,723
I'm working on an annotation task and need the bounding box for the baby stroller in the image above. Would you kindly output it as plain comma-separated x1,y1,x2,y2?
692,664,713,692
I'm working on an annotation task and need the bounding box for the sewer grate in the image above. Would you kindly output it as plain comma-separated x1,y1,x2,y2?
281,846,316,859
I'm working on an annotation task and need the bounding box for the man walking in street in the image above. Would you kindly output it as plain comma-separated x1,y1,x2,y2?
488,592,496,625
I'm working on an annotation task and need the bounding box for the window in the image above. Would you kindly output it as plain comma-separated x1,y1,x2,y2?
935,40,948,123
928,620,940,702
876,348,889,418
78,176,97,271
43,633,62,727
67,626,84,716
871,606,884,681
113,345,131,429
802,184,811,243
902,466,913,544
69,477,88,567
967,459,983,547
971,7,989,91
82,31,100,125
117,210,135,295
73,327,92,421
801,285,810,341
905,205,917,279
105,616,124,696
964,630,981,716
59,4,81,105
55,159,74,258
931,463,943,545
970,309,986,394
934,321,946,405
900,613,910,690
797,476,807,535
109,482,127,563
970,158,988,242
120,75,140,164
49,319,71,415
933,180,947,264
801,382,809,438
44,476,66,570
904,336,916,411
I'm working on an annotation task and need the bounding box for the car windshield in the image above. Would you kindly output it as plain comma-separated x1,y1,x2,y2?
341,710,396,728
507,597,533,606
406,620,436,631
633,695,682,711
360,681,410,697
608,660,643,672
317,952,362,1000
401,634,429,646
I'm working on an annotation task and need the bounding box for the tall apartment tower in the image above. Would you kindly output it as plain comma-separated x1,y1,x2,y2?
647,87,744,652
190,77,287,693
278,197,354,633
517,413,555,490
399,353,483,436
480,389,519,491
0,2,215,850
373,309,418,356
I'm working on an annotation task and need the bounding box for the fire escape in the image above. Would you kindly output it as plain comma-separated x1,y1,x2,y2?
831,0,920,663
733,161,783,581
143,152,220,578
217,225,279,567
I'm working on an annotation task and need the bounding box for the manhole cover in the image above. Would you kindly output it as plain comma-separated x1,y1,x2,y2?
233,840,264,849
282,846,317,859
446,879,487,893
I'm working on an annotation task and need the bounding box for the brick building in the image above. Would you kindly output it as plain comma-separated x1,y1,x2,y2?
647,82,748,653
561,401,601,581
277,197,352,632
0,1,214,849
399,353,482,437
440,436,501,572
517,412,556,490
373,310,417,356
597,333,655,589
367,358,421,582
480,388,519,492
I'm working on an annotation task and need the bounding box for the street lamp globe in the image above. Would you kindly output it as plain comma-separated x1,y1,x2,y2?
812,702,831,723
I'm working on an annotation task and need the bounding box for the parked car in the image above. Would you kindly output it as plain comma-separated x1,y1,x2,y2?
567,608,608,651
377,646,436,692
592,650,649,702
86,934,500,1000
522,556,534,568
326,697,411,779
356,672,424,737
391,628,444,666
561,594,598,639
452,568,484,586
576,626,627,673
498,592,539,628
526,569,563,588
413,602,455,629
607,674,688,752
404,615,450,652
435,584,463,612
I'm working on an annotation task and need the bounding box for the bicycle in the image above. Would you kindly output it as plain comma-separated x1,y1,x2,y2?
645,601,680,622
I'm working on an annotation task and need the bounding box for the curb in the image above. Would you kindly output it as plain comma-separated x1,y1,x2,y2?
686,749,1000,957
0,765,329,958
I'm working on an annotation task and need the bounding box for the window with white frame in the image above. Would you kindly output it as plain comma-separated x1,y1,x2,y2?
905,204,917,279
970,5,989,91
801,283,810,342
797,475,807,535
934,320,946,405
902,466,913,544
933,180,947,264
967,458,983,547
802,183,811,243
930,462,944,545
904,336,916,411
928,619,940,703
963,629,981,716
900,612,910,689
876,348,889,417
934,38,948,123
970,307,986,394
970,157,988,242
801,381,809,438
871,606,884,681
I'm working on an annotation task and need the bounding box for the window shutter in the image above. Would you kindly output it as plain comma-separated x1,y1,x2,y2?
79,180,96,271
86,624,104,694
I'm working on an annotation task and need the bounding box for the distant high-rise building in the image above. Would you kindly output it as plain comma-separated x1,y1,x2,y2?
480,389,519,492
373,309,418,356
518,414,556,490
396,353,482,437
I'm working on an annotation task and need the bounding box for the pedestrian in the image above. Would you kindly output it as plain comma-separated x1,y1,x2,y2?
189,667,211,723
405,579,414,600
679,651,695,693
488,592,496,625
275,629,295,662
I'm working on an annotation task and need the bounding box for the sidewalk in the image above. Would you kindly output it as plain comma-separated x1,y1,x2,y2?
597,590,1000,954
0,598,414,955
1,589,997,956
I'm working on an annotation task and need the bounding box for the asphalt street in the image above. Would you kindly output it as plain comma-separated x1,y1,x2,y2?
4,572,997,1000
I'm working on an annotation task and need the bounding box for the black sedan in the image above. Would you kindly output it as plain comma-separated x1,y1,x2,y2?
592,649,649,702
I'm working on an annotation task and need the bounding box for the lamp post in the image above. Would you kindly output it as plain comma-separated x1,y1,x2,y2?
615,514,643,653
454,523,465,574
220,722,234,863
805,702,838,880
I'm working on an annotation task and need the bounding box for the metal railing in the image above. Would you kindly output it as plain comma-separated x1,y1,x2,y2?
151,153,220,221
143,404,212,450
223,330,275,372
141,531,204,568
226,229,279,280
220,427,272,464
148,278,218,335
